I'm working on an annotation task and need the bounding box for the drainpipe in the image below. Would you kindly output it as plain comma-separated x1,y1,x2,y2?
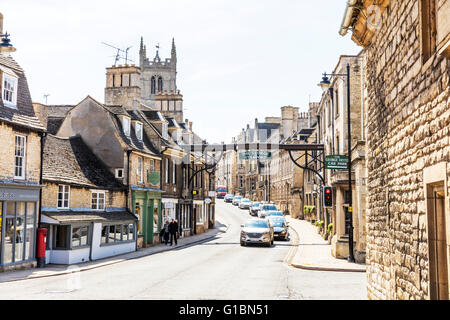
38,131,46,227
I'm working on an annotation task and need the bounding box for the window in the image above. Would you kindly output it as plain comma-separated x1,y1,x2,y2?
57,185,70,209
151,76,156,94
335,89,339,117
165,158,169,184
71,226,89,248
158,76,163,92
2,74,18,108
91,191,105,210
421,0,437,63
135,122,143,141
122,116,130,137
115,168,124,179
53,225,70,249
150,159,155,172
14,135,26,179
172,161,176,184
162,123,168,140
153,202,160,234
137,157,143,183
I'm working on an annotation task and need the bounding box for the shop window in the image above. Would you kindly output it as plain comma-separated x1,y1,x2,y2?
153,202,160,234
57,185,70,209
135,201,143,235
53,225,70,249
72,226,89,249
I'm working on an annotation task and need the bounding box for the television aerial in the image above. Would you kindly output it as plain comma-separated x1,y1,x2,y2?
102,42,134,66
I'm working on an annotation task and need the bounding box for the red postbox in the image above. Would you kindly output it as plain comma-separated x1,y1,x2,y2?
36,227,47,268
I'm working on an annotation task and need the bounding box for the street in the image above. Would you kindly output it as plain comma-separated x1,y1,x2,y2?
0,201,366,300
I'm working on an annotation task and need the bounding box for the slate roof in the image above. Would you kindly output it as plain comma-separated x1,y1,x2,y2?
0,56,45,131
42,210,137,224
42,134,126,190
47,105,74,118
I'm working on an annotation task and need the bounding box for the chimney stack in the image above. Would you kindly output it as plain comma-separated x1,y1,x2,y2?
0,13,3,35
189,121,193,131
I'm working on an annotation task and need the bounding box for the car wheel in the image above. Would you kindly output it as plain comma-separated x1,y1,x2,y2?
240,241,246,247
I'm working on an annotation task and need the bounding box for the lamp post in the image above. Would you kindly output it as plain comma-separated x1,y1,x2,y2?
318,64,355,262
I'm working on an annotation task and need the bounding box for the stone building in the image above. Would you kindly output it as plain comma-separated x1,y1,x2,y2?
0,15,46,271
316,54,367,262
340,0,450,299
40,135,137,265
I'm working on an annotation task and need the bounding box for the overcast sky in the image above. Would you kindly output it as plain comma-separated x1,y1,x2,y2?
2,0,360,143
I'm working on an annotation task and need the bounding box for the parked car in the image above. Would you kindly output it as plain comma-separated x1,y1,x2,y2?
240,218,274,247
224,194,234,203
249,202,261,216
239,198,251,209
266,210,284,218
258,204,278,218
267,216,289,241
232,196,243,206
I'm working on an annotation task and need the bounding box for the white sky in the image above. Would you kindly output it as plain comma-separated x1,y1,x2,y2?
2,0,360,144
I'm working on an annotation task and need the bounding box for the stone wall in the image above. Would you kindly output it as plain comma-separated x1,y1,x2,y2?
42,182,127,209
363,0,450,300
0,123,41,183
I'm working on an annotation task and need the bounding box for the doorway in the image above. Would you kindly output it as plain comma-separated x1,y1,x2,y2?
427,183,448,300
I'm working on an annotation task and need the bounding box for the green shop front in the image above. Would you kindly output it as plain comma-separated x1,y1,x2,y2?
131,186,163,248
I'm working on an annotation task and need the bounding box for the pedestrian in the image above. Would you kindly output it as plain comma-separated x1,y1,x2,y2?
169,219,178,246
163,221,170,245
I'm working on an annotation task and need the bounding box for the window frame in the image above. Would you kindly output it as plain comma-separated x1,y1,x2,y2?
137,157,143,183
2,73,18,108
172,161,176,185
165,158,169,184
71,225,90,249
122,116,131,137
91,190,106,211
14,135,26,180
135,122,143,141
57,185,70,209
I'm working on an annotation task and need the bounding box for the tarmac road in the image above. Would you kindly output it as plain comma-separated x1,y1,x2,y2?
0,200,367,300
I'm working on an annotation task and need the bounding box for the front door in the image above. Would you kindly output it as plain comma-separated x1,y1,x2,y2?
427,183,448,300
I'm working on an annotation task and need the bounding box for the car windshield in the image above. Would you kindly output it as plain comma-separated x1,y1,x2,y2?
252,202,260,207
235,196,242,200
245,220,269,228
268,217,286,227
268,211,283,216
242,199,250,202
217,188,227,192
262,205,277,211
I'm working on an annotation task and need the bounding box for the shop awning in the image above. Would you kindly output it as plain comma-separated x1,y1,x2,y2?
42,210,138,225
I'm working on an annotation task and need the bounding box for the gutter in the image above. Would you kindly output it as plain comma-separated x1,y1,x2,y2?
339,0,359,36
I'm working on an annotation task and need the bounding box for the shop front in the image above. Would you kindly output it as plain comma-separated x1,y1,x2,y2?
0,184,40,271
162,198,178,224
132,186,162,248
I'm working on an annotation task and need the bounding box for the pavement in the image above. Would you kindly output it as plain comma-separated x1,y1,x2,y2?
286,215,366,272
0,221,229,283
0,212,365,284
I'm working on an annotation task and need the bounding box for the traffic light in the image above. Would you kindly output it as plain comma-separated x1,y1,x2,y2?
323,186,333,207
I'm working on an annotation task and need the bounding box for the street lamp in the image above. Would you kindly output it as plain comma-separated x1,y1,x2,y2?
318,64,355,263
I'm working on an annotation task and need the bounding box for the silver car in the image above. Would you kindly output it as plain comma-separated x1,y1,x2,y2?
232,196,243,206
239,198,251,209
240,218,274,247
258,204,278,218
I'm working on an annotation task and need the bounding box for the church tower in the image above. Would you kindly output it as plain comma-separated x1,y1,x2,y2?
139,37,183,123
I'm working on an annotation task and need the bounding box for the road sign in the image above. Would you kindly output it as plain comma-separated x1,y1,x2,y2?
325,155,348,170
239,151,272,160
205,198,211,204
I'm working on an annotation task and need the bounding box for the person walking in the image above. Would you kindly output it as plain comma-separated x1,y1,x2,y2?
169,219,178,246
163,221,170,245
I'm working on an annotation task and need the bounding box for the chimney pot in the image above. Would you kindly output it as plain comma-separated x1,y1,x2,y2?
189,122,192,131
0,13,3,35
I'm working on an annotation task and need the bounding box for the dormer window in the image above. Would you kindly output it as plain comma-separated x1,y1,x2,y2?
162,123,168,140
135,122,143,141
122,116,131,137
2,73,18,109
